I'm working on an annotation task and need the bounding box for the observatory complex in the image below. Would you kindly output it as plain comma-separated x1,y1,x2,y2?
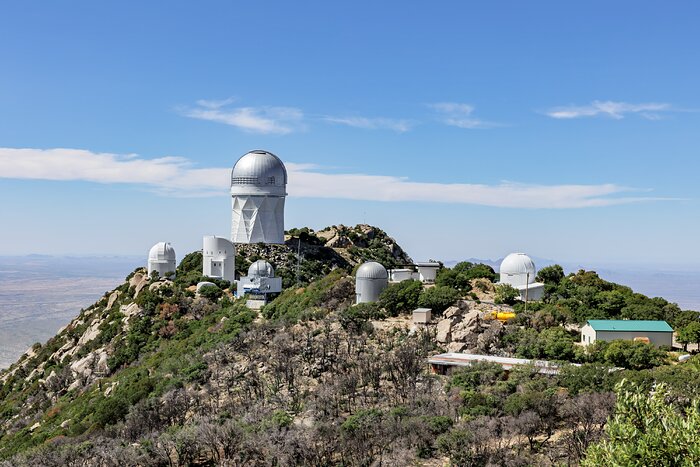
145,148,548,312
498,253,545,301
230,150,288,244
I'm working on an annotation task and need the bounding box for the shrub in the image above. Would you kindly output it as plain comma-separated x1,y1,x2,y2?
379,280,422,316
494,284,519,305
417,286,460,314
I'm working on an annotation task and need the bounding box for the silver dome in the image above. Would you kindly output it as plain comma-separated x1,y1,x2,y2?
231,150,287,192
356,261,388,280
248,260,275,278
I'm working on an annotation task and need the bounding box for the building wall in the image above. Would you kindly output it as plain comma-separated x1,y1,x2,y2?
581,324,596,345
581,326,673,348
595,330,673,348
231,195,285,244
517,283,544,301
148,260,176,278
417,266,438,283
203,236,235,283
356,277,388,304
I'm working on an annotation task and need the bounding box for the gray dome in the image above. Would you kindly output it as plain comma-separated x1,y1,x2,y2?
248,260,274,278
231,150,287,188
356,261,388,280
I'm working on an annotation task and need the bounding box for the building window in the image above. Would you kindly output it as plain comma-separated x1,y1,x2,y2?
232,176,260,185
267,176,275,185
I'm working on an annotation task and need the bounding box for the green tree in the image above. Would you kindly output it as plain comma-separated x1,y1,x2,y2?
677,321,700,351
494,283,519,305
417,286,460,314
198,284,223,301
583,380,700,466
379,280,422,316
538,327,576,361
601,340,667,370
536,264,564,285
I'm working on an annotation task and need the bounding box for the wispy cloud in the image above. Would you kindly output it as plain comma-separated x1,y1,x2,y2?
323,116,413,133
545,100,672,120
0,147,674,208
181,100,304,135
429,102,498,129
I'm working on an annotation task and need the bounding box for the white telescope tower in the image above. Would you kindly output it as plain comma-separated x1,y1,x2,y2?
230,150,287,244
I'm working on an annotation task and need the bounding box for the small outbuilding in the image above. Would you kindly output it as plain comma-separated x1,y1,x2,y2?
580,320,674,348
413,308,432,324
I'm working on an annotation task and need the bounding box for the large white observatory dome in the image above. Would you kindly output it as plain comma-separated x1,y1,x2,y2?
248,260,275,278
147,242,177,279
231,150,287,196
148,242,176,262
499,253,536,287
230,150,287,244
355,261,389,304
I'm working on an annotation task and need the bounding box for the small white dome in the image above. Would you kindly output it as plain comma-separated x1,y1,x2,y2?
148,242,176,262
248,260,274,278
356,261,388,280
499,253,536,286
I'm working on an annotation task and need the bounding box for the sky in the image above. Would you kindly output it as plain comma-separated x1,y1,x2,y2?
0,1,699,267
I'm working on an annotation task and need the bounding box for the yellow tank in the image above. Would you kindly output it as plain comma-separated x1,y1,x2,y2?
485,311,516,322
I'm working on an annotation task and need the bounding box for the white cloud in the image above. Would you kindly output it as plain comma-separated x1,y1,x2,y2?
429,102,497,129
181,100,304,135
545,101,671,120
0,147,672,208
323,116,413,133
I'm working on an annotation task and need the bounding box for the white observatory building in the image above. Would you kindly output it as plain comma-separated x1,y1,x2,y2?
202,236,236,284
238,259,283,297
355,261,389,304
230,150,287,244
148,242,177,279
498,253,545,301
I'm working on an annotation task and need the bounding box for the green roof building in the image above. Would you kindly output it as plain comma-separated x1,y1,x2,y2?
581,319,674,348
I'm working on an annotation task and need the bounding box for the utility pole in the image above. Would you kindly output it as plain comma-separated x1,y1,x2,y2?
296,236,302,286
525,272,529,313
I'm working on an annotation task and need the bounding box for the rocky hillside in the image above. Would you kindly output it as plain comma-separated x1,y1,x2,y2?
3,228,700,466
234,224,412,289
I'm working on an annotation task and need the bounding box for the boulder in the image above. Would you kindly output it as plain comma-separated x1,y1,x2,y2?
462,310,480,328
129,273,144,288
446,342,467,353
77,319,102,346
106,291,120,309
150,280,173,292
444,306,461,319
133,275,150,297
436,319,452,343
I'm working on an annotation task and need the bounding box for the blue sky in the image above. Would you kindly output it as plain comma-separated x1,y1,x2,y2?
0,1,698,266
